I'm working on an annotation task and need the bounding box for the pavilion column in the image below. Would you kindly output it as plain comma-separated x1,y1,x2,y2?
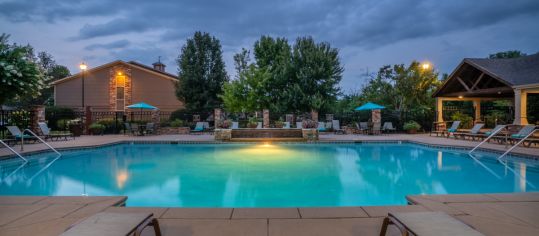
472,98,481,123
435,97,444,123
514,89,528,125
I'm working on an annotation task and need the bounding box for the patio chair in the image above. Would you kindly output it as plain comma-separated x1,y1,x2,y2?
130,123,141,136
38,122,72,141
283,122,290,129
318,122,326,132
371,122,381,135
61,212,161,236
256,122,262,129
231,121,239,129
382,122,396,133
6,126,37,143
453,123,484,140
191,122,205,134
145,122,155,135
356,122,368,134
332,120,344,134
124,122,131,135
296,122,303,129
506,125,537,147
380,211,484,236
443,121,461,138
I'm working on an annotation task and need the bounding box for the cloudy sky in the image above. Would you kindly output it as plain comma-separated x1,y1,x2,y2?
1,0,538,92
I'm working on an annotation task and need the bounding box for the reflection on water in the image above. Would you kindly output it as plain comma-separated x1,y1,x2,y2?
0,143,538,207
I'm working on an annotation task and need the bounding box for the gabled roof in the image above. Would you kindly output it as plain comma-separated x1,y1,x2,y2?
463,53,539,86
52,60,178,85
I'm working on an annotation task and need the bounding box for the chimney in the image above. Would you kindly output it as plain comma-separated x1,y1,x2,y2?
152,56,166,72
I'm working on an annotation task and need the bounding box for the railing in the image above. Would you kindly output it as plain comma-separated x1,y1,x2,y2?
468,125,506,155
0,140,28,162
21,129,61,157
498,128,538,160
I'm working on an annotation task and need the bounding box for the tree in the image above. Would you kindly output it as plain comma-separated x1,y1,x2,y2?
489,50,527,59
175,31,228,112
233,48,250,79
0,33,46,106
221,64,270,113
291,36,343,112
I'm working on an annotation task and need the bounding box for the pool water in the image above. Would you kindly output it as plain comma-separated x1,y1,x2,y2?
1,143,538,207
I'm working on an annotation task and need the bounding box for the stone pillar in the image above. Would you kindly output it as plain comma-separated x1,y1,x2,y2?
214,108,222,126
311,109,318,122
371,109,381,123
263,109,270,128
514,89,528,125
30,105,46,133
84,106,92,134
435,97,444,123
472,98,481,123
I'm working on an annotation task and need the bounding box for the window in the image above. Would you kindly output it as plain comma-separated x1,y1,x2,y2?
116,75,126,111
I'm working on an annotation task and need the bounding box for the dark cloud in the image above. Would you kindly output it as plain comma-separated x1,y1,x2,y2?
84,39,130,51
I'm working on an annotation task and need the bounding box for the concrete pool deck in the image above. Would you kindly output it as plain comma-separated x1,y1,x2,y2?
1,133,538,158
1,193,539,235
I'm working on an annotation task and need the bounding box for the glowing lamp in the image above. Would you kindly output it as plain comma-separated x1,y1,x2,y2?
79,62,87,70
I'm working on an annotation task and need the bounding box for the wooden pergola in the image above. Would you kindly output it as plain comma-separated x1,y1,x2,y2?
433,53,539,125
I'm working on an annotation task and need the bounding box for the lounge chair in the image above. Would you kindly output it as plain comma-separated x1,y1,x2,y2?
283,122,290,129
356,122,368,134
332,120,344,134
231,121,239,129
453,123,484,140
191,122,205,134
6,126,37,143
38,122,72,141
371,122,381,135
256,122,262,129
296,122,303,129
380,211,484,236
61,212,161,236
431,121,460,138
124,122,132,135
318,122,326,132
382,122,396,133
506,125,537,147
145,122,155,135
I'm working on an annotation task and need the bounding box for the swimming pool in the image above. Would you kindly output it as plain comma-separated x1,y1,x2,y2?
1,142,538,207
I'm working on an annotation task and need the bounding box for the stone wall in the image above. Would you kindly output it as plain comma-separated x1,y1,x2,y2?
158,127,190,135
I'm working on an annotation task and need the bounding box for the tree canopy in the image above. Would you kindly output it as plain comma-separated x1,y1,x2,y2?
175,31,228,112
222,35,343,113
489,50,527,59
0,34,47,106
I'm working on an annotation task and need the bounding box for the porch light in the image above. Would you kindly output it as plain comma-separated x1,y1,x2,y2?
458,95,464,99
118,72,122,75
79,62,87,70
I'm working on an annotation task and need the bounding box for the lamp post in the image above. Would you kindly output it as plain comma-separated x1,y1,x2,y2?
79,62,88,109
421,62,431,70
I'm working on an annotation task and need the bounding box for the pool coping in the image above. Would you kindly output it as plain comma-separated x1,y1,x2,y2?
1,139,538,162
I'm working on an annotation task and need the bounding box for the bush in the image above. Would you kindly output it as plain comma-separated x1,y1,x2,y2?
170,109,191,121
97,119,120,134
450,111,473,129
56,119,70,131
247,117,259,128
46,106,77,130
216,119,232,129
89,123,105,135
170,119,186,127
274,118,284,128
403,121,421,131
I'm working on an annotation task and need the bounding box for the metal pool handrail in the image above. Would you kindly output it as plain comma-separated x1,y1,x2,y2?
0,139,28,162
468,125,506,155
498,128,538,160
21,129,61,157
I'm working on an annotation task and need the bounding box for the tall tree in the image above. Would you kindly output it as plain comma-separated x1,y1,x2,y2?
175,31,228,112
0,33,46,106
489,50,527,59
291,36,343,112
233,48,250,79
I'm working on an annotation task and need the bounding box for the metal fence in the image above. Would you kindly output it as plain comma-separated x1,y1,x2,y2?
0,109,35,138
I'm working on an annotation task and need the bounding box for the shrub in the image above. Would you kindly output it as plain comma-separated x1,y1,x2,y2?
56,119,70,131
302,119,318,129
274,118,284,128
89,123,105,135
216,119,232,129
403,121,421,131
170,119,185,127
46,106,77,130
247,117,259,128
450,111,473,129
170,109,190,121
97,119,120,134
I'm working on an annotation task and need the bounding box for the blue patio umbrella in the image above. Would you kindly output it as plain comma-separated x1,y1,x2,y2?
354,102,385,111
126,102,157,121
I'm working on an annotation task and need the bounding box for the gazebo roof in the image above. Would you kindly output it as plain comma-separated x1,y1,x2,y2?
433,53,539,98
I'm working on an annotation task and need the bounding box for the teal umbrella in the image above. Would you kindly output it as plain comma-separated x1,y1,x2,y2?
354,102,385,111
126,102,157,121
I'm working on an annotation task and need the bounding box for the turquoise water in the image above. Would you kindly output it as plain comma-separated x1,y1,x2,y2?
1,143,538,207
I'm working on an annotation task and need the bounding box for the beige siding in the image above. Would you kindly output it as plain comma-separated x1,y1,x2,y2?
131,69,183,111
54,62,183,112
54,69,109,109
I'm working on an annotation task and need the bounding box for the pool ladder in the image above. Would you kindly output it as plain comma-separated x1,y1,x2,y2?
20,129,61,157
0,140,27,162
497,128,538,160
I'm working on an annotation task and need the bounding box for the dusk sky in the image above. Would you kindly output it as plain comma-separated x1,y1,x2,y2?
1,0,538,92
